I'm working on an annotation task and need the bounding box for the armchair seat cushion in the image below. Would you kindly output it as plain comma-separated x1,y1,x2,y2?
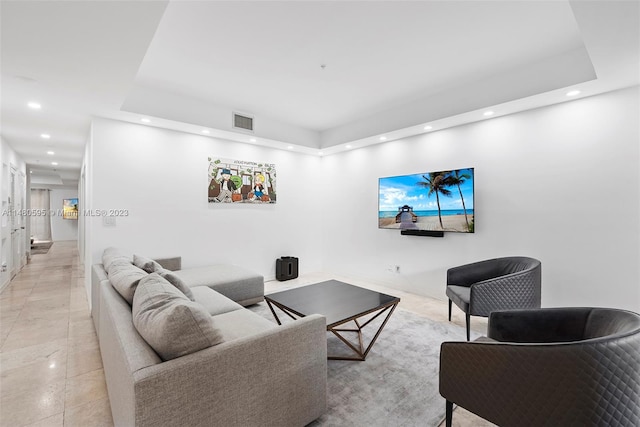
446,285,470,314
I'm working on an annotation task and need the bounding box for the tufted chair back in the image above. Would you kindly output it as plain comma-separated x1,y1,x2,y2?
440,307,640,427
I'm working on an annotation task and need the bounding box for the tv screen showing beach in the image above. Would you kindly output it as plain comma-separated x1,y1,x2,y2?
378,168,474,233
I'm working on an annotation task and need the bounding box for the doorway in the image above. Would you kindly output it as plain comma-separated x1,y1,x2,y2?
10,167,26,278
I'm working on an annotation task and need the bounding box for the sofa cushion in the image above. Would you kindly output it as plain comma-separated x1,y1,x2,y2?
103,247,131,271
211,309,276,342
133,254,163,273
132,273,223,361
172,264,263,305
190,286,243,316
157,269,195,301
107,260,148,305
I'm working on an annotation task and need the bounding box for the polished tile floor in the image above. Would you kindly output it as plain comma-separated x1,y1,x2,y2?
1,241,492,426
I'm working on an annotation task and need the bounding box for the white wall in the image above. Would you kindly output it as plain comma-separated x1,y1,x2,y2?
321,86,640,312
49,188,79,241
85,86,640,312
87,118,325,281
82,130,94,298
1,137,28,290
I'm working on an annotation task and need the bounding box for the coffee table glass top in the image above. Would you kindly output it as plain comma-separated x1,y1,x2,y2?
265,280,399,327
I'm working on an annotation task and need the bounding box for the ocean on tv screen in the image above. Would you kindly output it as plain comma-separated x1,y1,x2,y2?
378,167,474,233
378,209,474,219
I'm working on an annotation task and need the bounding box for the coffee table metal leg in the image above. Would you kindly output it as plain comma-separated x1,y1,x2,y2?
265,297,399,361
265,299,282,325
265,298,301,325
330,327,364,359
328,301,399,361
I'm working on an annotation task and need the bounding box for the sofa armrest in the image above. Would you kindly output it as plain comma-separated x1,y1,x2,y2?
153,256,181,271
91,264,109,336
132,314,327,427
488,308,591,343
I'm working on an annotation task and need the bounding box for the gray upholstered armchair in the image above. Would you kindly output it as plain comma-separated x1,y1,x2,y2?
446,256,541,340
440,307,640,427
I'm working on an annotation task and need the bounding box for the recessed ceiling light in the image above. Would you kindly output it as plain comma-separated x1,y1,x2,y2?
51,162,58,166
41,133,51,139
249,138,257,143
287,146,293,150
379,136,387,141
483,111,494,117
141,118,151,123
318,151,324,156
346,145,352,149
28,102,41,110
47,151,54,155
424,126,433,131
30,170,33,174
566,90,581,97
202,129,210,134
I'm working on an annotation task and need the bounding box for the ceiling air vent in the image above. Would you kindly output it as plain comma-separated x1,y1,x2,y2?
232,112,254,132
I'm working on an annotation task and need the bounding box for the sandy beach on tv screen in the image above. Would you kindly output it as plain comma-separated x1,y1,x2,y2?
379,214,473,232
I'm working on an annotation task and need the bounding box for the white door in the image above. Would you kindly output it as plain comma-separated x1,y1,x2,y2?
10,168,18,278
16,171,25,268
10,168,26,278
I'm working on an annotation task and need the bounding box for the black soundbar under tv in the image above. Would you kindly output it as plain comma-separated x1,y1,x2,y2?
400,229,445,237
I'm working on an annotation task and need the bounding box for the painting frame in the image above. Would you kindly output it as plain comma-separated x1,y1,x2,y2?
208,157,277,204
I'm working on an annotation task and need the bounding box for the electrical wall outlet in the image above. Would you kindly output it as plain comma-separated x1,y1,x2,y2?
103,216,116,226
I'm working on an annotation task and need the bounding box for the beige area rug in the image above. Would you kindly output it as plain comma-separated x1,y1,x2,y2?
249,295,478,427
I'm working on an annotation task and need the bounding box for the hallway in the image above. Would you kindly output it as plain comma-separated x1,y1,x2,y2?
0,241,113,426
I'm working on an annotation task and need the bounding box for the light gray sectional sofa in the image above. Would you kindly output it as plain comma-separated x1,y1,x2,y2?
91,248,327,427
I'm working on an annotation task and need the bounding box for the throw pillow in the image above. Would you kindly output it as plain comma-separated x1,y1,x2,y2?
102,247,131,270
157,268,195,301
133,254,163,274
107,260,148,305
132,273,223,361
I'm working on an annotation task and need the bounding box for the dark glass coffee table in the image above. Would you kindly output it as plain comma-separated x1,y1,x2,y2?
264,280,400,361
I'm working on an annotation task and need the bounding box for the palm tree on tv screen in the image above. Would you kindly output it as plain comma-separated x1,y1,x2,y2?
417,172,452,229
447,169,471,230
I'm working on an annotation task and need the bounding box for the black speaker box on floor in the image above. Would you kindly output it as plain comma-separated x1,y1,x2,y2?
276,256,299,281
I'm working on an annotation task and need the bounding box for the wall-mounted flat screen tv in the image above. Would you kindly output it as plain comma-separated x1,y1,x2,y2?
378,168,474,233
63,198,79,220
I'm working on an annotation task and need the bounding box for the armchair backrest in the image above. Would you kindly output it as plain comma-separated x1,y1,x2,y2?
489,307,640,343
584,308,640,340
447,256,541,287
441,307,640,426
496,256,540,276
469,257,542,317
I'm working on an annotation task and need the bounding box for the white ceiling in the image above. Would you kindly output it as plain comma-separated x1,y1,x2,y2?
1,1,638,187
133,1,585,131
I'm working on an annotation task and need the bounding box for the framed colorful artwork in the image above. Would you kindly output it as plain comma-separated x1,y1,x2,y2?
208,157,276,204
